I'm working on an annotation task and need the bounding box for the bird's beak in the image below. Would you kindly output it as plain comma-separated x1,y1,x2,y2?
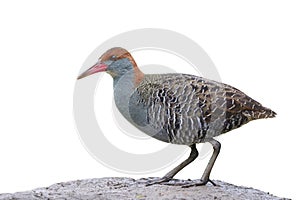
77,61,108,80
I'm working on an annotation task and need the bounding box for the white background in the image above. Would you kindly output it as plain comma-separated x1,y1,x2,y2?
0,1,299,199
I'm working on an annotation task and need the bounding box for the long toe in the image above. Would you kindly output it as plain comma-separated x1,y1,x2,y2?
159,179,194,186
145,177,172,186
181,179,216,188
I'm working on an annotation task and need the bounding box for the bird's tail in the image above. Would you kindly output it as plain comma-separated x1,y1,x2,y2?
242,107,276,120
255,107,276,119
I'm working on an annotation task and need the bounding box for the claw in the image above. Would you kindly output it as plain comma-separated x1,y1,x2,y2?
209,179,217,186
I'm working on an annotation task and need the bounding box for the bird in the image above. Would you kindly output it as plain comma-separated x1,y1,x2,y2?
77,47,276,187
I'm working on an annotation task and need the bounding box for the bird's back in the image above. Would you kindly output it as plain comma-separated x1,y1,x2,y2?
125,73,276,145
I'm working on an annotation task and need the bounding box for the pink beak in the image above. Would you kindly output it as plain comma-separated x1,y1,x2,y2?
77,61,108,79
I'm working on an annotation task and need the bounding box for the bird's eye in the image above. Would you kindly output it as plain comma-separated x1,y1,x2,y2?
110,55,117,60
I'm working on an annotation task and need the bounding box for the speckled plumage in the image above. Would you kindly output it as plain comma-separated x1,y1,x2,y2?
78,47,276,187
128,73,275,145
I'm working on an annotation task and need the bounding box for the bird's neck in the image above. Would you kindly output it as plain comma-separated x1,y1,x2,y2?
112,67,144,88
112,70,136,123
132,64,144,87
112,67,144,124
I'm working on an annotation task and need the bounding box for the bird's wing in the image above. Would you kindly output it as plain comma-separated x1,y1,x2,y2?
131,74,276,140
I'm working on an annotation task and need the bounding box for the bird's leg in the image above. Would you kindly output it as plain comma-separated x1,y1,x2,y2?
146,144,198,186
182,139,221,188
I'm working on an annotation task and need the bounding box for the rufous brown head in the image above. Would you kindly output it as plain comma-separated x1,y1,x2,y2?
77,47,141,80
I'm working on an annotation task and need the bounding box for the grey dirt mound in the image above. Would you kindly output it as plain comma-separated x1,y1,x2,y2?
0,177,290,200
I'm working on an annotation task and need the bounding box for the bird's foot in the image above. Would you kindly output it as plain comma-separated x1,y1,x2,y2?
145,177,172,186
182,179,217,188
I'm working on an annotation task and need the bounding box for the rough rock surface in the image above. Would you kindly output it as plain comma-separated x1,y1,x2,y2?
0,177,290,200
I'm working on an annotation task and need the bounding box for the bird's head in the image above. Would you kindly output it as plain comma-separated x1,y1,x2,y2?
77,47,143,82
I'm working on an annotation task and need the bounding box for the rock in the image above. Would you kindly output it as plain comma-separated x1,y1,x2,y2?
0,177,290,200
